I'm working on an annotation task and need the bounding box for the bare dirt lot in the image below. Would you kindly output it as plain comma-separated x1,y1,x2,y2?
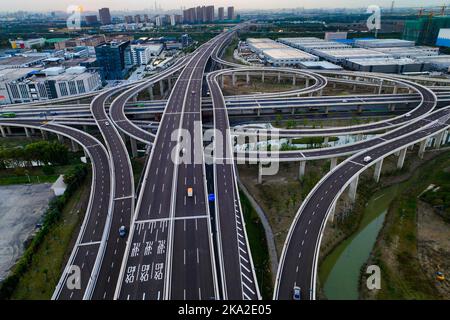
0,184,53,281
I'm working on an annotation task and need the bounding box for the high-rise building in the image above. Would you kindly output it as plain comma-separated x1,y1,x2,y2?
144,14,150,23
134,15,141,23
95,40,131,80
99,8,112,25
205,5,214,22
85,15,98,25
227,6,234,20
218,7,224,21
196,6,204,23
124,15,134,24
183,7,196,23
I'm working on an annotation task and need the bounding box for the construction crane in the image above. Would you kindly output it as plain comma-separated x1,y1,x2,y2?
440,5,446,16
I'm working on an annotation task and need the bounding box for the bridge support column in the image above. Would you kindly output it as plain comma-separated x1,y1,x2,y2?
325,106,329,114
232,73,236,86
305,78,309,88
443,130,449,145
83,125,88,132
373,158,383,183
57,134,64,143
220,76,224,88
353,84,357,92
30,128,35,135
159,80,165,96
418,138,427,159
71,139,79,152
130,138,138,158
292,75,296,86
318,89,323,96
298,161,306,181
397,148,407,169
148,85,154,100
246,72,250,84
24,127,30,138
261,72,265,83
434,131,445,149
6,127,12,135
389,104,395,112
40,129,48,140
132,95,138,102
348,174,359,203
168,77,172,91
393,85,398,94
333,82,337,89
0,126,6,137
328,201,336,222
258,162,263,184
378,80,384,94
330,157,337,171
277,72,281,83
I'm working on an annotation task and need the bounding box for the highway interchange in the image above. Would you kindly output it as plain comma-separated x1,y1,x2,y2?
1,23,450,300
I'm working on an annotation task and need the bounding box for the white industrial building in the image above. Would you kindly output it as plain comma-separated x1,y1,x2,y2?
0,66,101,104
354,38,415,48
130,44,163,65
278,37,351,53
344,58,430,73
246,38,318,66
414,55,450,72
313,48,390,63
370,46,440,59
263,48,318,66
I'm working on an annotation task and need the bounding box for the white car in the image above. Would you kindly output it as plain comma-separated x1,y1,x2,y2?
405,113,411,117
363,156,372,163
105,121,110,126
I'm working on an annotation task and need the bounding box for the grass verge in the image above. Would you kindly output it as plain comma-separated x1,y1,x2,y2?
239,190,273,299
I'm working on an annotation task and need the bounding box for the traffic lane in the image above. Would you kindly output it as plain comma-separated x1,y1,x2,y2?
170,218,216,300
119,220,169,300
57,243,100,300
92,197,133,299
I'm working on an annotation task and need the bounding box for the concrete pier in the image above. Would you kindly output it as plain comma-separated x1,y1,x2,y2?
330,157,337,171
298,161,306,180
374,158,383,183
397,148,407,169
348,174,359,203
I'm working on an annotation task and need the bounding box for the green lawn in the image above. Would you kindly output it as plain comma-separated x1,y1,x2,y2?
239,190,273,299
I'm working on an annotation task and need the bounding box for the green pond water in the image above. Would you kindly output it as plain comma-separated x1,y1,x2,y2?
319,181,409,300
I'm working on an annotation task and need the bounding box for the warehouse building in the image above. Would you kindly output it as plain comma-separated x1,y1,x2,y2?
278,37,351,53
354,38,415,48
370,46,440,58
246,38,318,66
313,48,390,63
263,48,318,66
414,55,450,72
344,57,430,73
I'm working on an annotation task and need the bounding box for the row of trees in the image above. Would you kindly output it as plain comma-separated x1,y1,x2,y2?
0,141,69,169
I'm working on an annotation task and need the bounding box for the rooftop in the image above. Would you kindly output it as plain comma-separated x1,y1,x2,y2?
0,68,39,82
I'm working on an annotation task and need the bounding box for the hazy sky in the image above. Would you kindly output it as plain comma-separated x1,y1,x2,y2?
1,0,446,12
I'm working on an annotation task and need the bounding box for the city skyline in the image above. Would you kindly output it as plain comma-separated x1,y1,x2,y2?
0,0,447,12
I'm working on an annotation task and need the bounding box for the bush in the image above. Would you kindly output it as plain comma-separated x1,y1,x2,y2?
42,165,55,175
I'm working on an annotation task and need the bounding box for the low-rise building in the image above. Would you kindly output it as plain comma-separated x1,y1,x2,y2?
0,67,101,104
130,44,163,65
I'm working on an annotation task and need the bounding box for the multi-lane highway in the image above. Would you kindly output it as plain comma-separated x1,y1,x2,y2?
207,71,260,300
115,32,239,300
